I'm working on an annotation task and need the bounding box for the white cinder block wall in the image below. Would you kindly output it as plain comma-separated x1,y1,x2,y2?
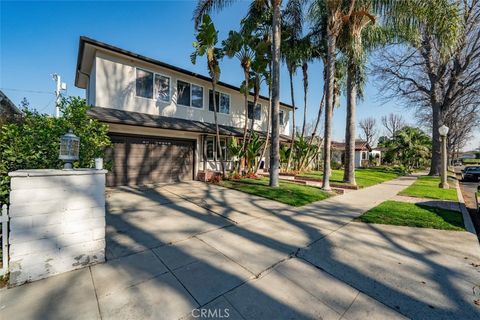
8,169,107,287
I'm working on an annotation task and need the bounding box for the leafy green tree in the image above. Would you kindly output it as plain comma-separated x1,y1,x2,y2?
245,132,264,173
379,126,432,171
191,14,226,177
0,97,110,204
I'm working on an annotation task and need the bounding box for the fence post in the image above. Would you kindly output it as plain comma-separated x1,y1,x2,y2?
1,204,8,277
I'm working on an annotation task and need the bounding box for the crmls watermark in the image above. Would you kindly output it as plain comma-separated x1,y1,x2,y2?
191,308,230,318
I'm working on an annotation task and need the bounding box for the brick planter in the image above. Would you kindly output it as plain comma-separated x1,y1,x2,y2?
294,176,360,190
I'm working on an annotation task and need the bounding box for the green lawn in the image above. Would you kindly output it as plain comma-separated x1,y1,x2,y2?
219,177,331,206
355,200,464,231
298,167,404,188
462,159,480,164
399,176,458,201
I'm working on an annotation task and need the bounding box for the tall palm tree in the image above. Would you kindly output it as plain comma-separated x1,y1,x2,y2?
340,1,375,186
282,0,304,171
222,30,255,157
194,0,283,187
309,0,356,190
191,14,226,177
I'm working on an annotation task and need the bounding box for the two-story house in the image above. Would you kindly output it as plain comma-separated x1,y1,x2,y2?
75,37,293,186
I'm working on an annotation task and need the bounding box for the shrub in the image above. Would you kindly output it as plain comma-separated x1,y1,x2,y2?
331,160,343,170
0,97,111,204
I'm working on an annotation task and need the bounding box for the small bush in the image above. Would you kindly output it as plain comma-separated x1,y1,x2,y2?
331,160,343,170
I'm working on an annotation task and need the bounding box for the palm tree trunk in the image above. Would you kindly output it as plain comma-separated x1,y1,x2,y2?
322,33,337,191
269,0,281,188
241,68,250,172
343,61,356,185
212,79,225,177
301,61,308,138
248,81,260,143
286,68,296,171
256,80,272,174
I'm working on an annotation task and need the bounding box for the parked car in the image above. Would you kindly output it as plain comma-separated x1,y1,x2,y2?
461,166,480,181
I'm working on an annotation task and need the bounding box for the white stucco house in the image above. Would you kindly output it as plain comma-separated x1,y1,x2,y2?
75,36,293,186
331,140,381,168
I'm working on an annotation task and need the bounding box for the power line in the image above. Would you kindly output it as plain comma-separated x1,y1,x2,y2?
0,88,54,95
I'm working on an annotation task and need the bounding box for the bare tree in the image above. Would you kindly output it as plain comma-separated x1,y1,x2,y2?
381,113,405,137
374,0,480,175
359,117,377,146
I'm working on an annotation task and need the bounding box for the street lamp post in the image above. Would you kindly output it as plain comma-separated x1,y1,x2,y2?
438,125,449,189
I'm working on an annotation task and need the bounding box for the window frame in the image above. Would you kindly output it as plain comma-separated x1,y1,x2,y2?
191,83,204,109
176,79,205,109
154,73,171,103
206,136,215,161
135,67,171,103
135,68,154,99
248,101,262,121
208,89,230,114
176,79,192,107
205,137,230,161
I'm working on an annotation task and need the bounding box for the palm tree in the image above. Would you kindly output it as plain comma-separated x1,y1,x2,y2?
194,0,283,187
340,1,375,186
222,30,255,158
191,14,226,177
282,0,303,172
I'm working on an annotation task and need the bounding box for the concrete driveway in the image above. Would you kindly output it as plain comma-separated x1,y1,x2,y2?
1,178,479,319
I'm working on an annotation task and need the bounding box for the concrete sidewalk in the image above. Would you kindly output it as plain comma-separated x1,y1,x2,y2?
1,176,479,319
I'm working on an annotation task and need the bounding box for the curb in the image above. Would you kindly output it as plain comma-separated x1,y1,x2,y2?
455,181,476,234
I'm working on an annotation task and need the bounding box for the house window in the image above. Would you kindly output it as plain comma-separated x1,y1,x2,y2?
209,90,230,114
191,84,203,108
362,152,368,160
279,110,285,125
177,80,191,106
205,137,230,161
218,138,228,160
248,102,262,120
136,68,153,99
155,74,170,102
206,137,215,160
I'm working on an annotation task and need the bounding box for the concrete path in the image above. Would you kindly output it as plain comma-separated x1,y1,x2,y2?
1,176,479,319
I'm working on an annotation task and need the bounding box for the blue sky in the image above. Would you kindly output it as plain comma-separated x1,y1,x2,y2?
1,1,478,149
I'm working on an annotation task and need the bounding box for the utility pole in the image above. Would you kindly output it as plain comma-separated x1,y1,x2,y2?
52,73,67,117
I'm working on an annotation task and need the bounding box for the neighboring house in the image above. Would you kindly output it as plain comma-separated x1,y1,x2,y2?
75,36,293,186
331,140,376,168
0,90,22,125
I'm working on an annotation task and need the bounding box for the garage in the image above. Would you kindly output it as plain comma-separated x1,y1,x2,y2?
106,134,195,186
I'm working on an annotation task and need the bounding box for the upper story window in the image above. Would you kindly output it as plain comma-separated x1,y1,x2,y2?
136,68,170,102
177,80,191,106
155,74,170,102
279,110,285,125
191,84,204,108
208,90,230,114
248,102,262,121
177,80,204,108
136,69,153,99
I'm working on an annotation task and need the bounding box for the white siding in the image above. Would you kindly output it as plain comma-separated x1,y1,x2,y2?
91,50,291,136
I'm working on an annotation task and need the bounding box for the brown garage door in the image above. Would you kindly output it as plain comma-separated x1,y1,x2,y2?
106,134,195,186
